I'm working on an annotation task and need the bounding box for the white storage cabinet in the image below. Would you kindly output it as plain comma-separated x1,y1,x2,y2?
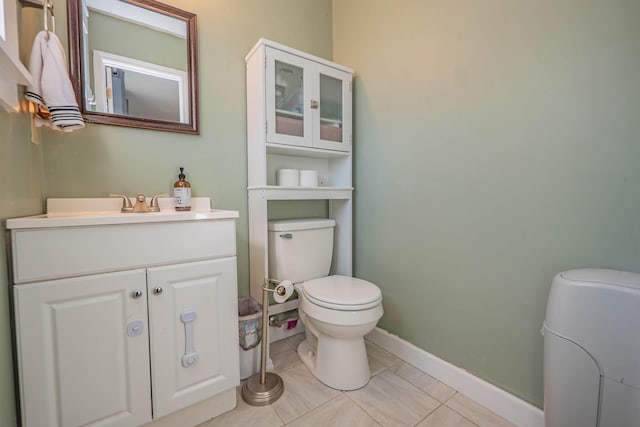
246,39,354,337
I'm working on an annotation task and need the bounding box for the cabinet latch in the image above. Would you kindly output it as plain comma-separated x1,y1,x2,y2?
127,320,144,337
181,309,199,367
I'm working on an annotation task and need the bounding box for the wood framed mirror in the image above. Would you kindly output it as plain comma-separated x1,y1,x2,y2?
67,0,199,133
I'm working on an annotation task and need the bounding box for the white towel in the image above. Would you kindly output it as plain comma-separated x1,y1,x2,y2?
25,31,84,132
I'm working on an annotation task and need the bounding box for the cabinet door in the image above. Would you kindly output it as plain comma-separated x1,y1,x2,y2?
266,47,313,148
147,258,239,418
14,270,152,427
314,64,352,152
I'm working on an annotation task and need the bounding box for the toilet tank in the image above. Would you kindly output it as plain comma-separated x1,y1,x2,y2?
268,219,335,283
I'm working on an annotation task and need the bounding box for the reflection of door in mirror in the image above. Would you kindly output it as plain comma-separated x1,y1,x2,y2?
109,68,127,116
94,50,187,123
83,0,189,123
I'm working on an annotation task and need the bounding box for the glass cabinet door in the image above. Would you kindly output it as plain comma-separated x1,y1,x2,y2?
275,61,303,136
265,47,351,152
266,48,312,147
314,65,351,151
319,74,343,142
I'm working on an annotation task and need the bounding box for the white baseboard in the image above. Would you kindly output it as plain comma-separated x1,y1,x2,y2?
366,327,544,427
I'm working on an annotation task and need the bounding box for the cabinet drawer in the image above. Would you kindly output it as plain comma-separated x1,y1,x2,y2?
11,219,237,284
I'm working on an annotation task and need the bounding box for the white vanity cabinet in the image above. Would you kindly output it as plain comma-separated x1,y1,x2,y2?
8,208,240,427
245,40,354,337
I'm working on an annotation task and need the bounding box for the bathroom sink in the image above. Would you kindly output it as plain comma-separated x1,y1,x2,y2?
7,197,239,284
6,197,238,229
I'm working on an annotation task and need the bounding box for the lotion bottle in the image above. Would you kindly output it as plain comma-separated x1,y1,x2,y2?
173,167,192,211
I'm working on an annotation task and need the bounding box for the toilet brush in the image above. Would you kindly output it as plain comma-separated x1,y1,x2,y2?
241,279,292,406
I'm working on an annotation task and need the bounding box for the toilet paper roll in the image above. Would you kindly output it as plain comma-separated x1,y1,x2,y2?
277,169,299,187
299,170,318,187
273,280,294,303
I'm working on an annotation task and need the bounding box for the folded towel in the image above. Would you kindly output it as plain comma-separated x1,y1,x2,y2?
25,31,84,132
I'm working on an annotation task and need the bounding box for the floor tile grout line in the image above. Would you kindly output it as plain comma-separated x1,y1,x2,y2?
372,356,502,426
342,390,384,426
394,359,461,401
347,368,441,426
443,390,458,403
281,391,345,426
389,360,507,425
268,395,288,427
410,403,481,427
228,335,503,427
411,402,444,427
382,367,442,402
447,392,516,426
391,361,458,404
442,401,484,427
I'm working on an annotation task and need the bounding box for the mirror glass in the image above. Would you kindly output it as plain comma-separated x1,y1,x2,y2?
67,0,198,133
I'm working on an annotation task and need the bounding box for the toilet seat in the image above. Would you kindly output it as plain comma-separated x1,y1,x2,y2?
301,275,382,311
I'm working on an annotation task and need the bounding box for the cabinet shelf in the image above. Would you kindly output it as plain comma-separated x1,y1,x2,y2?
320,117,343,126
275,110,342,127
266,142,350,158
276,109,303,119
248,186,352,200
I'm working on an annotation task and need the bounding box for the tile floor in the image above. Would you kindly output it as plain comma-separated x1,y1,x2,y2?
201,334,516,427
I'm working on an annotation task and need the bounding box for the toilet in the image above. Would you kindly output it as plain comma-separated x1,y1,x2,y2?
268,218,383,390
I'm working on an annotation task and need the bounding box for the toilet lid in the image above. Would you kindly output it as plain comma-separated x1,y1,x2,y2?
302,275,382,310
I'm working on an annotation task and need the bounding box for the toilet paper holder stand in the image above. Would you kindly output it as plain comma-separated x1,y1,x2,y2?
241,278,295,406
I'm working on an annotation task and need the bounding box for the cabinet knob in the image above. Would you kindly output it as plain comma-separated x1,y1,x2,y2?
153,287,163,295
131,290,143,299
310,100,319,109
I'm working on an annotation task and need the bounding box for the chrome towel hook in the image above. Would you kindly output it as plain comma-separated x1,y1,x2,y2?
18,0,56,39
43,0,55,40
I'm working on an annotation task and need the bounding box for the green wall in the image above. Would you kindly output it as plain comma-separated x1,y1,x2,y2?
0,111,44,427
333,0,640,406
40,0,334,296
0,6,46,425
1,1,331,426
6,0,640,417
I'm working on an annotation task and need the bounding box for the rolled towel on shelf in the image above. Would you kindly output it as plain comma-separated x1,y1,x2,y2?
25,31,84,132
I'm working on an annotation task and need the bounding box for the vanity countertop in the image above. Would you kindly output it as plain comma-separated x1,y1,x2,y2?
6,197,238,229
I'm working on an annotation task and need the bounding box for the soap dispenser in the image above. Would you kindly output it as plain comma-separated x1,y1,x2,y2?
173,167,192,211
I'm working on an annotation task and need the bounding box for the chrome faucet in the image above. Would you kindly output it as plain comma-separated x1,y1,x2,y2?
149,194,169,212
110,194,134,213
110,194,169,213
132,194,149,213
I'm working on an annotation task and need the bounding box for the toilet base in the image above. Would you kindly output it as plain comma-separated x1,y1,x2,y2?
297,331,371,391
